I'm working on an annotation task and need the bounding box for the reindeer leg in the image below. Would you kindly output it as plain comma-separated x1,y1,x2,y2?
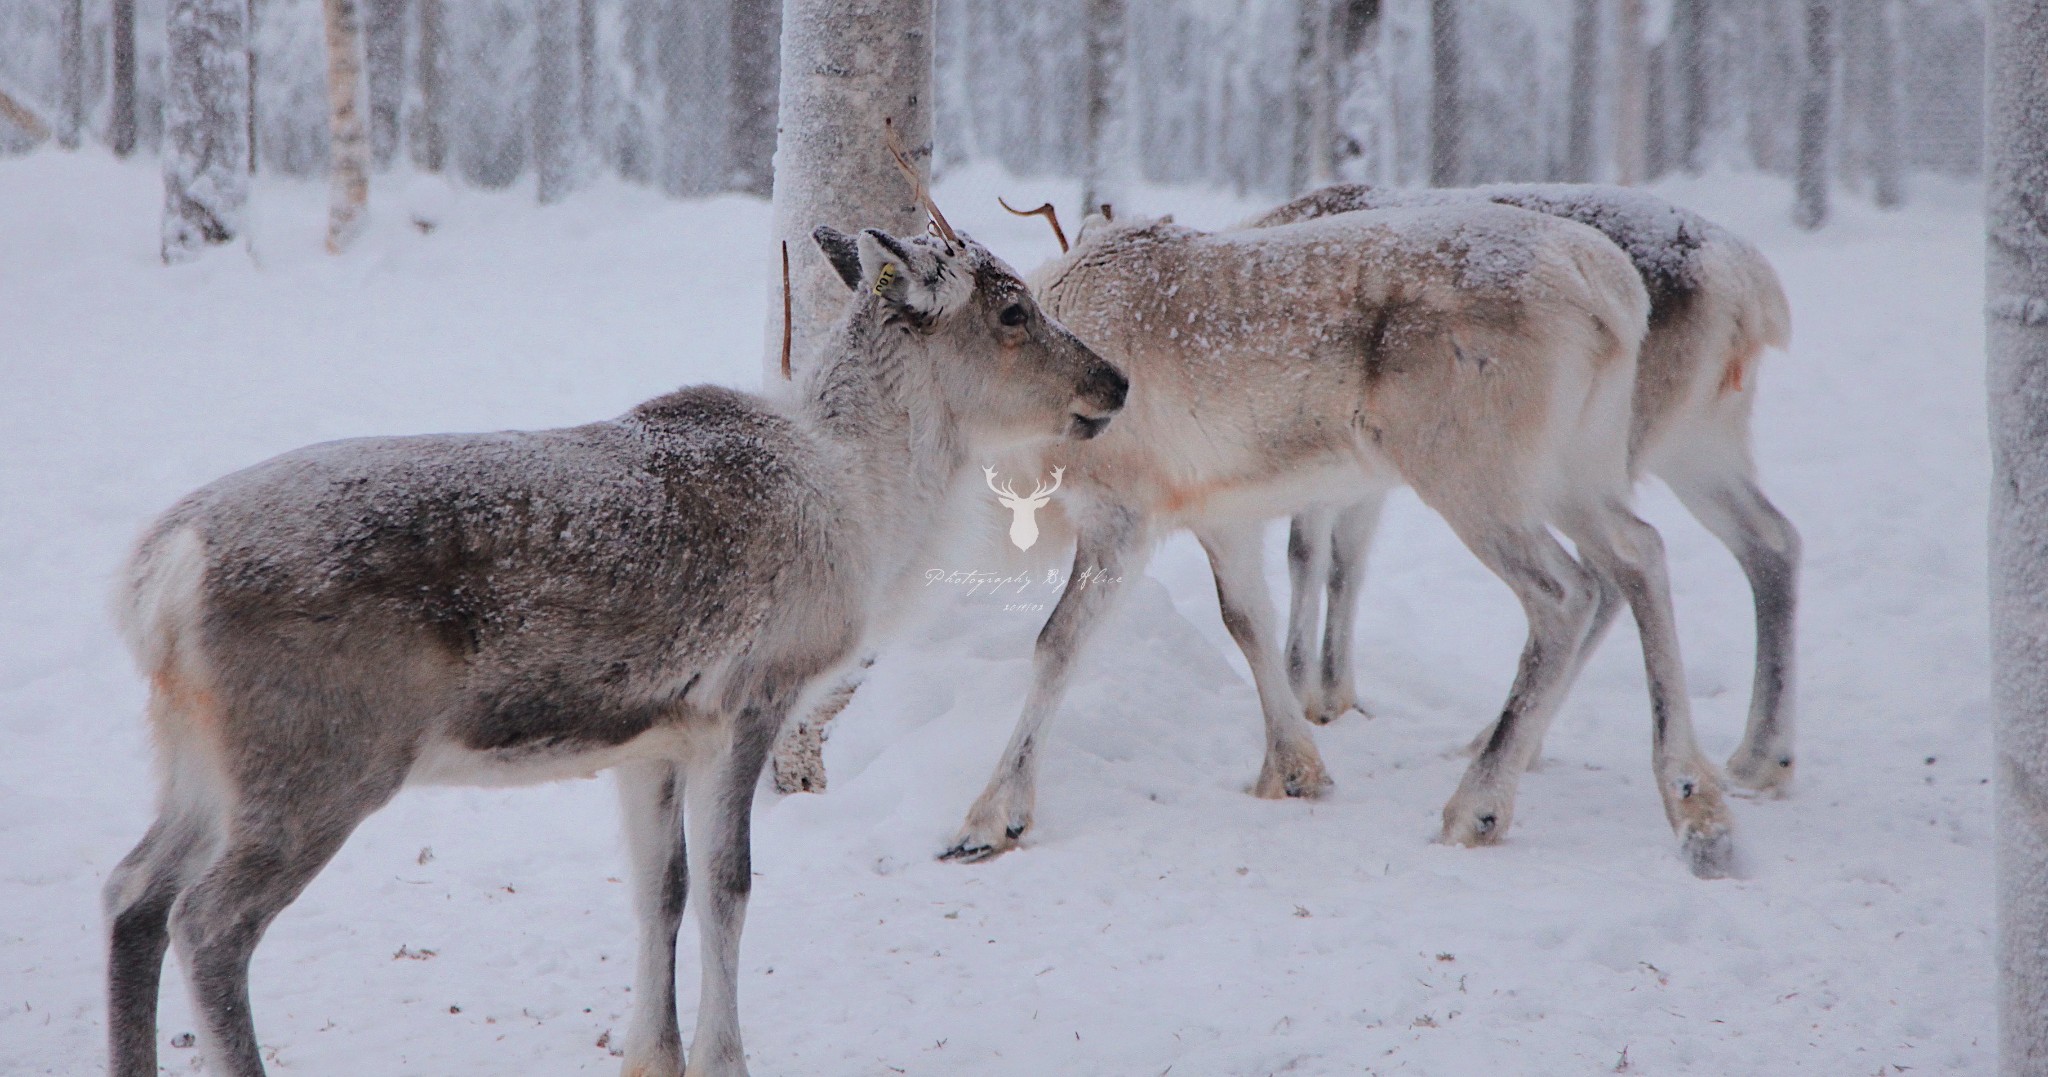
678,700,784,1077
1197,521,1333,799
1285,507,1335,724
105,808,218,1077
1663,466,1801,796
617,760,688,1077
769,658,871,795
1564,502,1738,878
1439,524,1598,850
942,507,1142,862
1318,494,1385,724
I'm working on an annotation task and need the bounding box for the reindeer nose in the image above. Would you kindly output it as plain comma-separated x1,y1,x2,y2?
1080,363,1128,414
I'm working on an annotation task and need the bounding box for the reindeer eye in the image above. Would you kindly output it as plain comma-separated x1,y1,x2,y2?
999,303,1029,327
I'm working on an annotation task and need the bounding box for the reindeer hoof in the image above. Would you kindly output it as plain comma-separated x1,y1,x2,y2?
1725,748,1794,798
1680,822,1738,880
1253,749,1332,799
770,722,828,795
1305,695,1369,726
941,798,1030,863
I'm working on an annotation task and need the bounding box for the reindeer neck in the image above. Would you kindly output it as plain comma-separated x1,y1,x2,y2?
798,302,968,572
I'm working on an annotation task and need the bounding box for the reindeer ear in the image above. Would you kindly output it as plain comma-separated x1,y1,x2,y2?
812,226,864,291
856,228,967,320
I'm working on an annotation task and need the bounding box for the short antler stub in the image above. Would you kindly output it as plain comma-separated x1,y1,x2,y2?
884,118,960,250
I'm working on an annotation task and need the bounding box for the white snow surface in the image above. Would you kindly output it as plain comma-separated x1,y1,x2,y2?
0,152,1992,1074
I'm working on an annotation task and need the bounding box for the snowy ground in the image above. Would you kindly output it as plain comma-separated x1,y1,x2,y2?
0,151,1992,1075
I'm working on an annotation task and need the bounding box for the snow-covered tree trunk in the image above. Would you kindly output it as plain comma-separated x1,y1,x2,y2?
766,0,935,383
161,0,250,262
729,0,781,198
323,0,370,250
1081,0,1128,210
1991,2,2048,1073
1865,0,1904,209
1565,0,1599,182
1290,0,1336,192
111,0,139,156
1613,0,1647,185
533,0,580,203
365,0,407,168
410,0,445,172
1675,0,1708,173
1792,0,1832,230
58,0,84,148
1426,0,1459,187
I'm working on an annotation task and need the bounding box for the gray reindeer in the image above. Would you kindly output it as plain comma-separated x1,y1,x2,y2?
937,201,1742,878
1257,184,1799,797
101,217,1126,1077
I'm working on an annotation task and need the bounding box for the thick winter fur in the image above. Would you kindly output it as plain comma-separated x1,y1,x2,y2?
101,228,1125,1077
936,203,1739,878
1259,183,1800,799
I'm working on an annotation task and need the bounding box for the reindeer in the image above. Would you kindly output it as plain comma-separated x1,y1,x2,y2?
1251,184,1799,797
984,465,1065,550
936,200,1743,878
100,210,1127,1076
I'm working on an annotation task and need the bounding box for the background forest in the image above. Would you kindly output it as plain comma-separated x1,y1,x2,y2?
0,0,1990,214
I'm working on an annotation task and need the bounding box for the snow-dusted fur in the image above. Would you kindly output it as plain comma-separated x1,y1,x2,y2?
1257,183,1800,797
937,202,1740,878
100,228,1125,1077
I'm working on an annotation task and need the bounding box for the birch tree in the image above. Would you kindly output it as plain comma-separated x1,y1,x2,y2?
729,0,781,198
162,0,250,262
1613,0,1647,185
1792,0,1833,230
1290,0,1336,193
411,0,446,171
366,0,407,167
1565,0,1599,182
767,0,936,382
324,0,370,250
534,0,580,203
1082,0,1128,209
58,0,83,148
1675,0,1708,173
1991,1,2048,1072
111,0,139,156
1427,0,1459,187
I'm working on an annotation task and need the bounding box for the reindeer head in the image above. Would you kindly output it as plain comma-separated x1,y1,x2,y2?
983,465,1063,550
810,226,1127,450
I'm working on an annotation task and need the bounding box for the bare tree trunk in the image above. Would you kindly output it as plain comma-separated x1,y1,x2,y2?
1614,0,1647,185
411,0,445,172
111,0,138,156
1427,0,1460,187
1990,0,2048,1068
729,0,781,198
1332,0,1382,180
58,0,83,148
1866,0,1904,208
767,0,936,382
1792,0,1833,230
1081,0,1128,209
162,0,250,262
534,0,580,203
323,0,371,251
1565,0,1600,182
1290,0,1336,192
365,0,407,168
1676,0,1709,173
578,0,599,142
246,0,259,171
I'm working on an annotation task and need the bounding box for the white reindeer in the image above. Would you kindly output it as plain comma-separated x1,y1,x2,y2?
938,201,1740,878
1254,184,1799,796
100,214,1126,1077
984,464,1065,550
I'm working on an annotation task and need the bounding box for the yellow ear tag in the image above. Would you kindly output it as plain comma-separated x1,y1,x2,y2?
873,263,897,295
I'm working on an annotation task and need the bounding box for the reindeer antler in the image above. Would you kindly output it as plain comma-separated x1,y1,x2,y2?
998,197,1069,253
1027,466,1065,501
884,117,960,251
